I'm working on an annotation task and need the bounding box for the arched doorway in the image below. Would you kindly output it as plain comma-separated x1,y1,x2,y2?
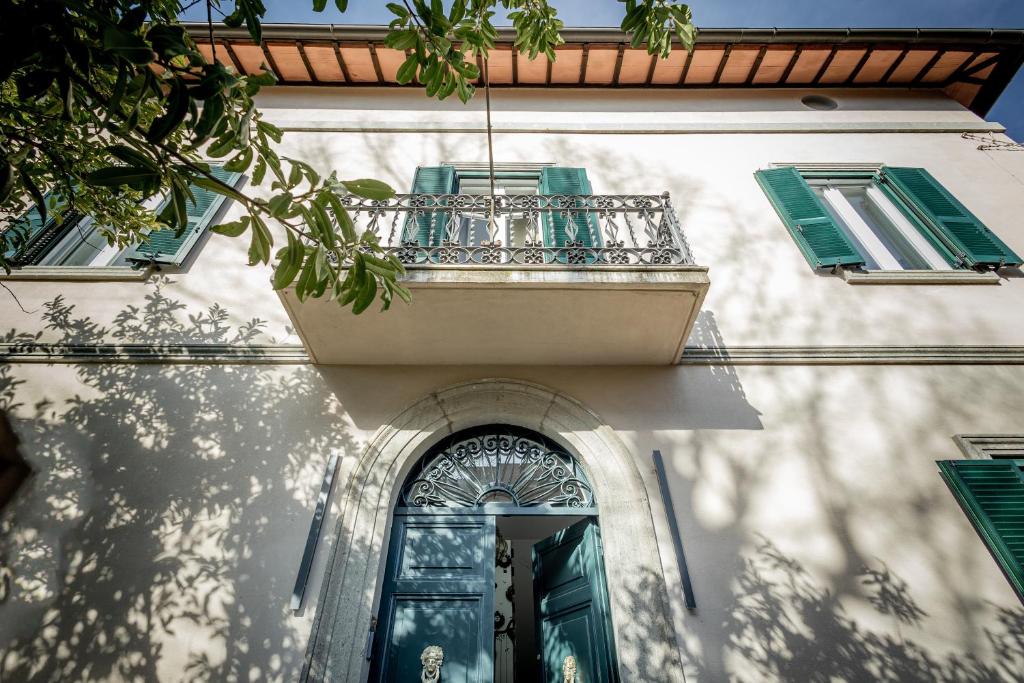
369,425,618,683
303,380,685,683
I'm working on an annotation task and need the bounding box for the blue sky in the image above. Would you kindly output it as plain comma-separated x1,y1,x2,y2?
185,1,1024,138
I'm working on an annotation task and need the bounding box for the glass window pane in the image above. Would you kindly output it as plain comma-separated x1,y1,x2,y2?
811,183,882,270
39,219,120,267
809,177,939,271
840,185,931,270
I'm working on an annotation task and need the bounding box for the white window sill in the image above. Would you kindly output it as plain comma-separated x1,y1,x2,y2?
0,265,154,282
840,269,1001,285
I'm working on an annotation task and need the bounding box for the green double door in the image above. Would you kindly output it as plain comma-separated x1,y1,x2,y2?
370,515,617,682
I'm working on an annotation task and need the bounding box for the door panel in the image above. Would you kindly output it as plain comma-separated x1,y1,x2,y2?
533,518,618,683
396,520,489,580
372,515,495,683
384,598,487,683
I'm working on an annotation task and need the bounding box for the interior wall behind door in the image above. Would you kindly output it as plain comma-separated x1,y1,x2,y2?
511,540,538,680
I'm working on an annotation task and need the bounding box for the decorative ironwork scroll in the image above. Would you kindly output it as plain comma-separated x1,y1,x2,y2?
401,427,595,508
331,192,695,267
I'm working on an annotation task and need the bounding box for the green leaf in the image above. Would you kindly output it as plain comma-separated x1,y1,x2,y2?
386,2,409,18
313,246,328,281
386,29,419,51
158,179,189,232
248,215,273,265
287,162,303,188
273,230,304,289
146,77,188,144
351,270,378,314
206,132,237,158
86,166,160,187
313,0,327,11
247,71,278,87
224,146,254,173
0,161,14,205
335,0,349,10
342,178,395,200
102,25,153,65
252,157,268,185
211,216,251,237
256,120,283,143
194,94,226,143
396,54,420,85
193,175,248,203
147,24,192,60
326,193,356,241
267,192,294,218
19,169,46,224
310,200,336,248
106,144,160,172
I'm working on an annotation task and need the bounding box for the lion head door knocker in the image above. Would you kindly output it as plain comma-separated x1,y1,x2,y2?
563,654,578,683
420,645,444,683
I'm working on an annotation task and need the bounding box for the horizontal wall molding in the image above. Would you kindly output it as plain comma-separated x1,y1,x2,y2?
274,121,1006,135
954,434,1024,460
680,345,1024,365
0,266,153,282
0,343,309,364
4,343,1024,366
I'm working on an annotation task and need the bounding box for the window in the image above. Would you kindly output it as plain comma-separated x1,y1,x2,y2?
755,165,1021,275
939,449,1024,604
450,164,541,248
405,163,600,250
4,166,240,271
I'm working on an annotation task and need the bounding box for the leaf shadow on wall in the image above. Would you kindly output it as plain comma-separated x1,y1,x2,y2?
0,283,364,682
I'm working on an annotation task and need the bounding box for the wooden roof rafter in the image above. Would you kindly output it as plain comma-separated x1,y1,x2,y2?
183,23,1024,115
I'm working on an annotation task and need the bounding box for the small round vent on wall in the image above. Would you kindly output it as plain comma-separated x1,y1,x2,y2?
801,94,839,111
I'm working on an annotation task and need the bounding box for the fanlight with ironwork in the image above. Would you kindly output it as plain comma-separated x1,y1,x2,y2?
400,426,595,508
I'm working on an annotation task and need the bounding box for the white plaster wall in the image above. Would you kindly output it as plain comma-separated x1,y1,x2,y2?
2,86,1023,348
2,360,1023,681
2,85,1024,681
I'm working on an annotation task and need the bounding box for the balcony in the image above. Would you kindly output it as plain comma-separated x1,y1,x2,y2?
278,192,709,365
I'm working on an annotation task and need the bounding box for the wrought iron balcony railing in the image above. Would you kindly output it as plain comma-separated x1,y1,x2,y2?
336,192,695,266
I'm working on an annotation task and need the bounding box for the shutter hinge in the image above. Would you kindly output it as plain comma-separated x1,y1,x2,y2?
363,617,377,661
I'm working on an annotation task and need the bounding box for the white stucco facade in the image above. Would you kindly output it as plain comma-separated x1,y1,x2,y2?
3,62,1024,682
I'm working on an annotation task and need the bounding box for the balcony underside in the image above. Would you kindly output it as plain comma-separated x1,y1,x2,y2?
280,265,710,365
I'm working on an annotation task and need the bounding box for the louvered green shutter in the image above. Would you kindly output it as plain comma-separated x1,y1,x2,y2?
403,165,456,247
539,167,601,249
128,166,240,265
4,200,50,262
882,167,1021,268
4,192,82,264
939,459,1024,602
754,167,865,269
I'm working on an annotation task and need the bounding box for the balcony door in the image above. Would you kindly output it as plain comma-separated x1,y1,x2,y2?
369,425,618,683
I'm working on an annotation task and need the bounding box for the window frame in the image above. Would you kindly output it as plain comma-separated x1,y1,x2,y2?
798,167,959,272
450,165,545,248
765,163,1006,284
1,165,241,279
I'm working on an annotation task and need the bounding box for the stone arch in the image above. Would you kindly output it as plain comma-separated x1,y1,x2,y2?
303,378,685,682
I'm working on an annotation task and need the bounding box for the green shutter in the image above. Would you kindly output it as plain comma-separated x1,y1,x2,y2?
754,167,865,269
129,166,240,265
939,459,1024,602
539,167,601,249
883,167,1021,268
4,192,82,265
4,202,48,261
403,165,456,247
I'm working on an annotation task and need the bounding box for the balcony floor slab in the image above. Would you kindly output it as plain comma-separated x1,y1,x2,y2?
279,265,710,365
